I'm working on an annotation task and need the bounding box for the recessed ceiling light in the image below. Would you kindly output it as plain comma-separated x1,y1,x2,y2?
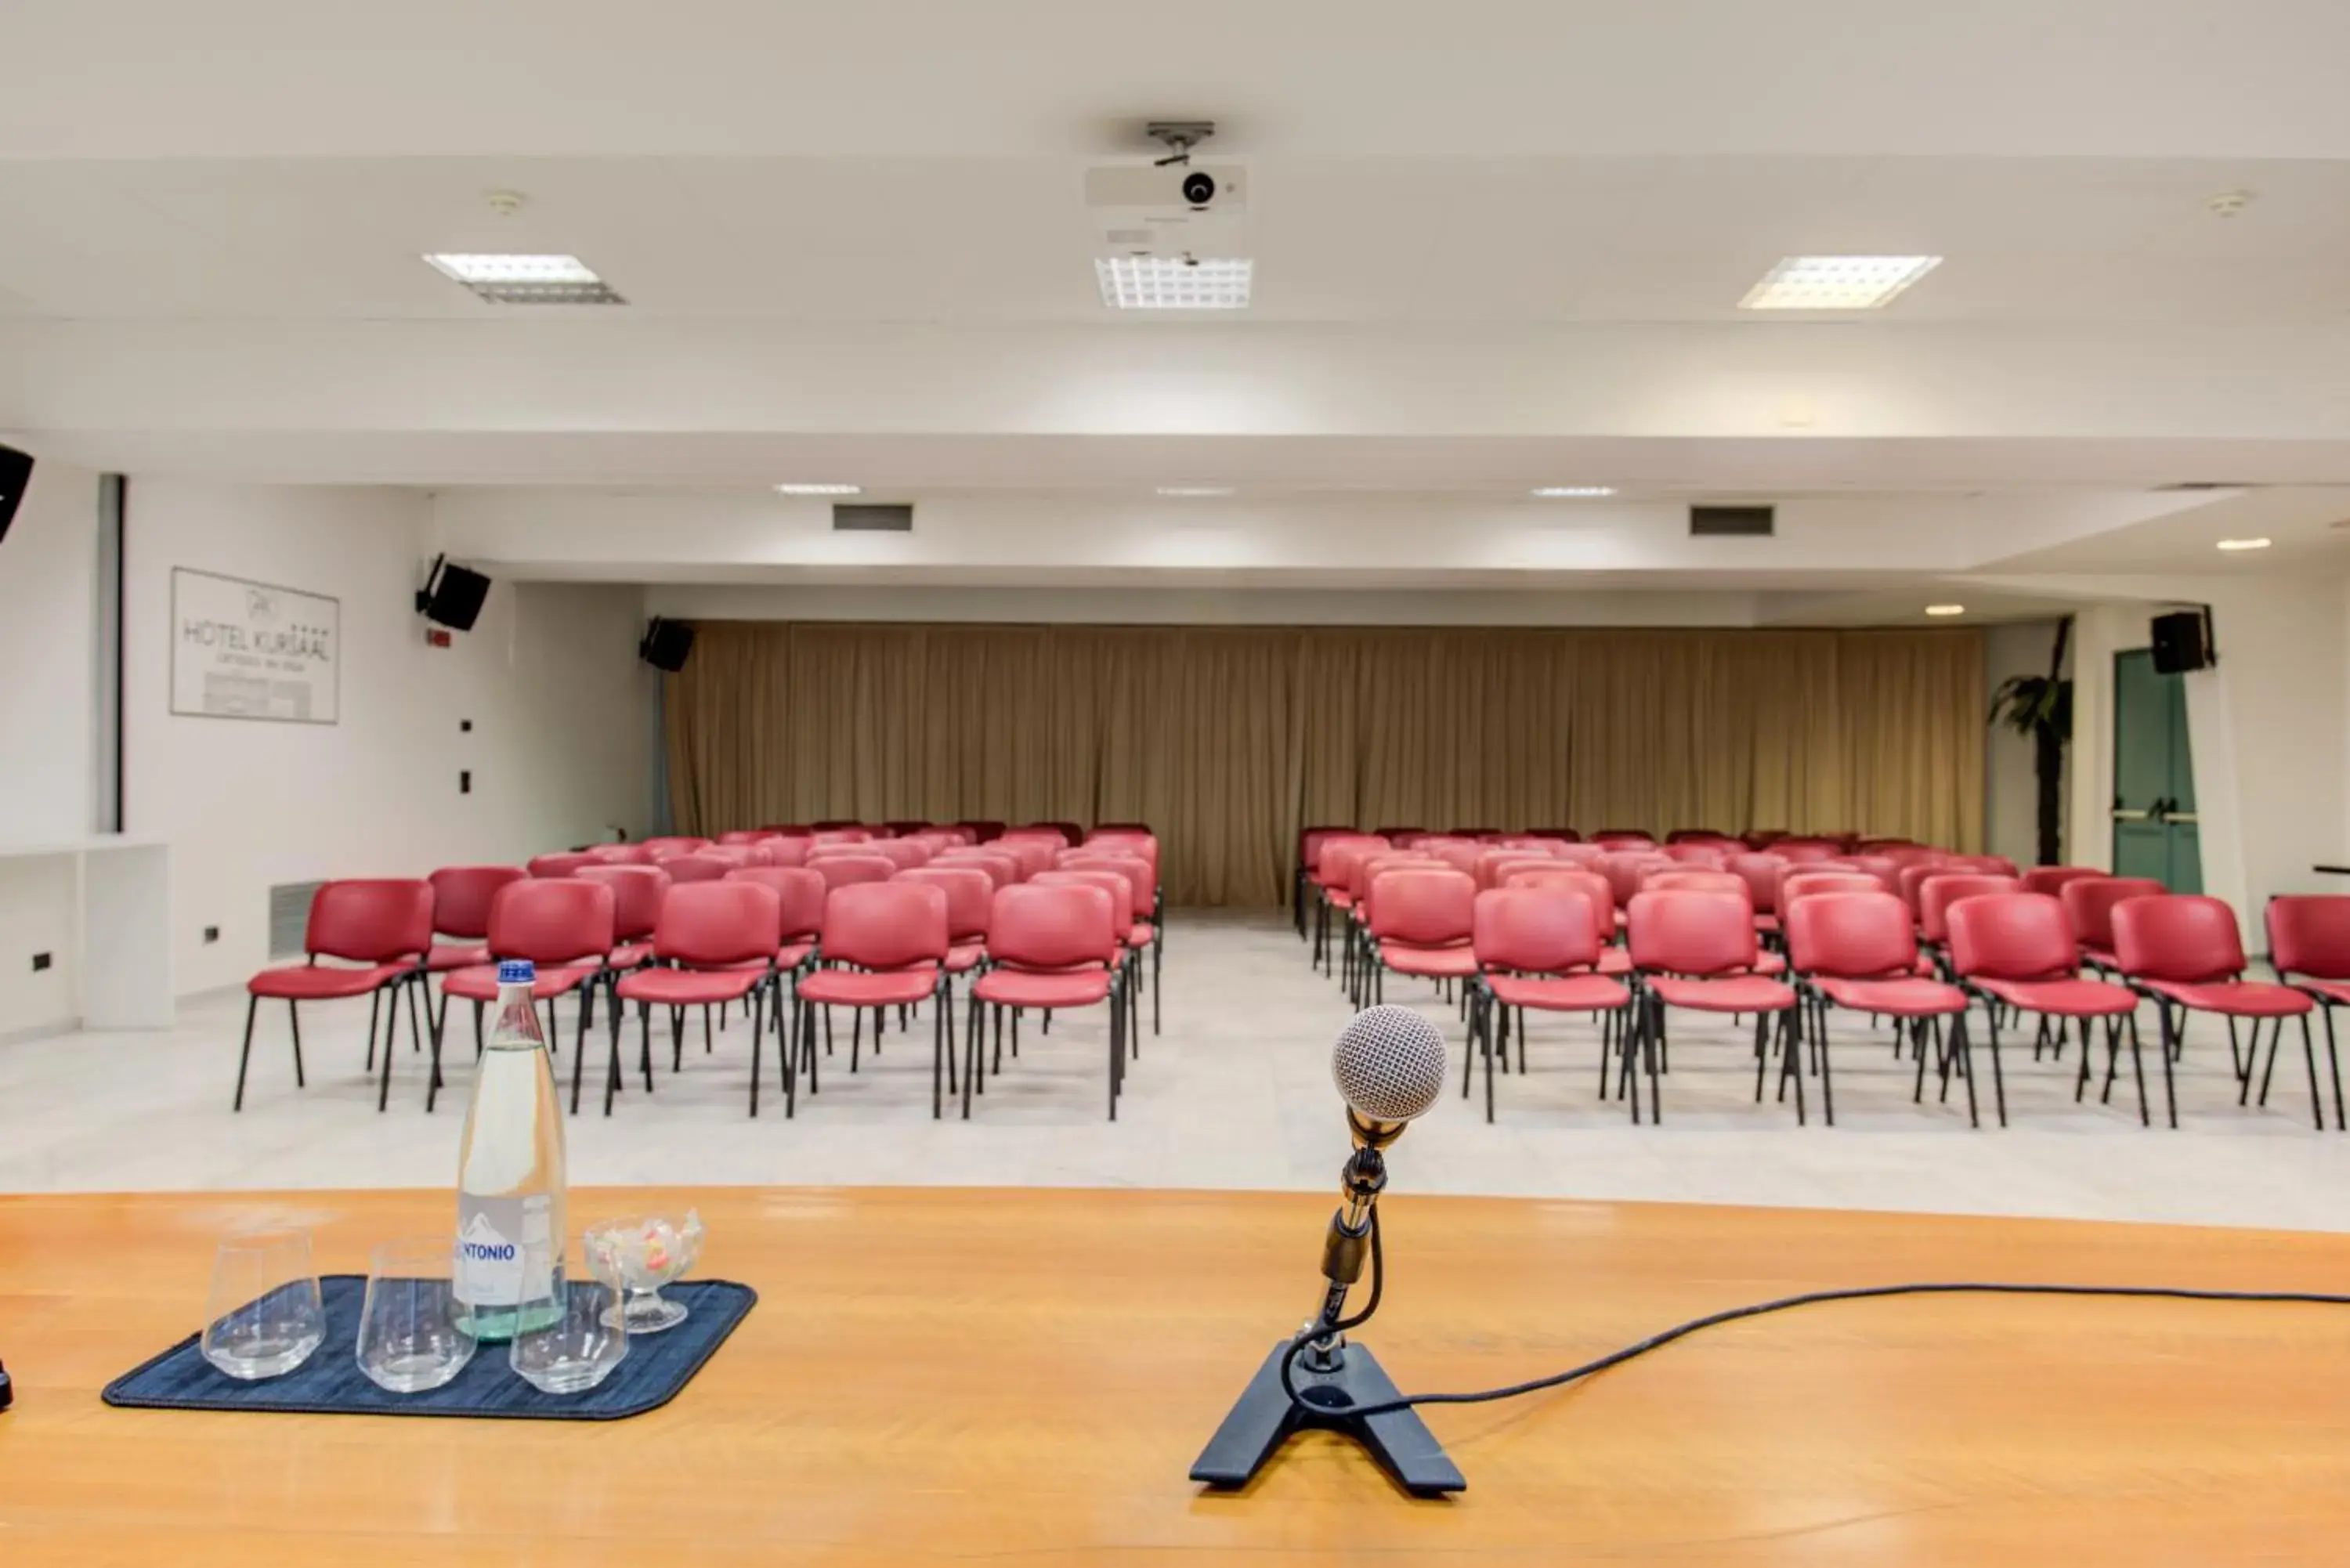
1156,486,1235,497
1530,486,1616,499
1925,604,1967,617
1739,256,1941,311
1096,256,1253,310
423,253,624,305
773,483,863,497
2215,537,2272,551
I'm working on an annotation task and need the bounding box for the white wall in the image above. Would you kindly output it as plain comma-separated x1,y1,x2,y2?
0,457,100,1033
125,481,656,995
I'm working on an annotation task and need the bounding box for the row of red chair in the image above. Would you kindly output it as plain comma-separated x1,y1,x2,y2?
235,825,1163,1121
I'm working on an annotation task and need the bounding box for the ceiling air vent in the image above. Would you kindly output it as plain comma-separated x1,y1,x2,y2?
833,503,913,533
1690,504,1775,537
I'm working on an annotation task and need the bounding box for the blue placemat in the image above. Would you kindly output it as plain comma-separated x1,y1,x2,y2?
103,1276,755,1421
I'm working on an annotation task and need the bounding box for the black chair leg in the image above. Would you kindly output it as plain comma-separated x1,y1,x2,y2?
2299,1012,2323,1131
2154,1003,2180,1127
376,988,398,1112
288,999,307,1089
233,994,260,1111
364,990,380,1072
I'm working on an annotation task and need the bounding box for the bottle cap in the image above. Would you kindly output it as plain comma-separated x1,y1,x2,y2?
497,959,536,986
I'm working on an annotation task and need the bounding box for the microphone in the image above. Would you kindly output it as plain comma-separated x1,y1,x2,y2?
1313,1006,1446,1346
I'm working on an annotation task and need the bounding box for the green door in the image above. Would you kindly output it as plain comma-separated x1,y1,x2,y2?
2110,649,2200,894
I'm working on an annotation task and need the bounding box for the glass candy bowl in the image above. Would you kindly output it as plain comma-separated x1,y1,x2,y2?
583,1211,705,1335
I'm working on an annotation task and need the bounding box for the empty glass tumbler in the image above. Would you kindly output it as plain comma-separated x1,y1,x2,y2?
357,1239,477,1393
508,1246,627,1396
201,1227,326,1380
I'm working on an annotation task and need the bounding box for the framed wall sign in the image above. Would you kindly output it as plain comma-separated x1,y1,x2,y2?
170,568,341,724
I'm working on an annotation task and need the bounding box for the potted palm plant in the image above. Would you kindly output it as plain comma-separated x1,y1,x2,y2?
1988,617,2073,867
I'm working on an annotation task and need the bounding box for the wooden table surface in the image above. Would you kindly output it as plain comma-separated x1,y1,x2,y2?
5,1185,2350,1565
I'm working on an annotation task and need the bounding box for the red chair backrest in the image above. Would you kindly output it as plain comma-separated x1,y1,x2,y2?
699,844,760,866
2059,876,2167,952
1551,841,1608,865
575,865,670,941
1786,891,1919,980
651,881,779,968
1425,841,1485,876
1845,855,1901,891
1599,854,1671,908
1062,852,1155,920
933,850,1021,889
1367,869,1476,947
1896,862,1954,916
1879,845,1946,871
2113,894,2247,985
2022,865,2106,899
867,840,931,870
2268,896,2350,981
812,854,897,891
894,866,993,943
585,843,656,865
996,839,1060,880
485,878,616,966
1474,851,1554,891
751,837,811,869
1947,854,2019,876
1660,844,1728,868
306,880,434,964
1780,870,1880,910
1473,887,1602,974
1726,854,1788,913
883,821,933,838
1917,873,2023,944
428,865,526,940
1034,869,1134,933
1626,890,1758,977
1502,867,1616,935
812,828,872,846
987,883,1116,971
1007,822,1078,847
1644,869,1748,901
1300,827,1350,869
1351,852,1439,908
527,851,598,879
1528,828,1582,843
717,829,776,846
1495,836,1555,851
1774,840,1842,865
725,866,827,943
822,881,949,970
760,825,814,839
1743,829,1789,850
1947,893,2079,982
1591,830,1655,849
640,836,710,855
659,854,735,885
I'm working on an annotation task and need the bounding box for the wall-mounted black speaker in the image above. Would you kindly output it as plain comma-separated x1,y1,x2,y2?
2150,609,2214,675
639,617,695,673
0,444,34,545
414,555,492,631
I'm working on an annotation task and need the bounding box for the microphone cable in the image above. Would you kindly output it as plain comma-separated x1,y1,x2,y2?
1279,1207,2350,1423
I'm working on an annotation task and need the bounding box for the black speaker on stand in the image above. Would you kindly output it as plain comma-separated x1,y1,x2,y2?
2150,607,2215,675
640,618,695,673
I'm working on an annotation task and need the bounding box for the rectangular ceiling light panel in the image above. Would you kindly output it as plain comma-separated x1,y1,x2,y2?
1096,256,1253,310
1738,255,1940,310
423,253,625,305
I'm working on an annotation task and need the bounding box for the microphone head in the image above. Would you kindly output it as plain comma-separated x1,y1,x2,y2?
1331,1005,1448,1125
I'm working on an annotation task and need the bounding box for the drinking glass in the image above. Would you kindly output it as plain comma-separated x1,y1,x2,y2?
200,1227,326,1380
508,1245,627,1396
357,1238,477,1393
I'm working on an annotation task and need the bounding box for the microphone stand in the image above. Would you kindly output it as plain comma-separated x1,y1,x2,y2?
1189,1113,1466,1495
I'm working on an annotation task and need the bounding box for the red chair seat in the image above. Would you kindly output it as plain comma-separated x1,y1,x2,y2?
248,963,409,1000
425,942,490,973
1593,948,1633,976
1380,941,1479,978
2295,978,2350,1007
1978,977,2138,1017
1327,891,1356,911
2082,946,2118,969
2146,980,2314,1017
1648,975,1796,1013
606,941,653,970
1127,922,1155,948
972,969,1113,1009
1753,912,1781,935
1488,974,1632,1012
798,967,940,1007
616,966,767,1007
776,941,816,970
442,962,603,1002
945,942,986,974
1745,952,1788,977
1815,977,1967,1017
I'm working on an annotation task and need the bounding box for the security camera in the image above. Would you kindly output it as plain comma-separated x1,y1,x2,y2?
1181,171,1217,208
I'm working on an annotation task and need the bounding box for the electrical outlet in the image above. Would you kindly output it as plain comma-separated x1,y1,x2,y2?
203,926,220,945
459,770,472,794
31,952,51,972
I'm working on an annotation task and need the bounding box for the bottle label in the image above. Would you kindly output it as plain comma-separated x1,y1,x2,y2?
454,1194,555,1306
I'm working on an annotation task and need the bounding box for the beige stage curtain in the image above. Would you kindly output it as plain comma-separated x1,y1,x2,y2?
665,622,1983,907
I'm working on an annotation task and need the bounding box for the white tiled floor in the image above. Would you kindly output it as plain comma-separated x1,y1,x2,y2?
7,909,2349,1230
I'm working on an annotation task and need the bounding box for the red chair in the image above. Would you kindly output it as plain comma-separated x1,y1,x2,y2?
1786,891,1976,1126
585,843,656,865
425,865,526,974
1365,869,1480,1006
1309,836,1389,971
437,878,616,1116
727,866,828,1078
896,865,995,1037
761,824,815,839
1625,890,1801,1125
1846,854,1901,891
1598,853,1672,912
2115,894,2321,1130
612,881,781,1118
576,864,670,970
1779,869,1880,914
2023,865,2106,900
1947,854,2019,876
791,881,953,1115
1296,826,1354,938
1591,830,1656,849
1726,853,1788,939
2061,876,2166,972
1644,869,1745,897
1660,844,1729,868
996,837,1060,882
1374,826,1430,845
1502,867,1631,974
861,839,929,870
967,883,1124,1120
653,853,731,886
1916,874,2023,962
1528,828,1582,842
527,851,598,879
1063,850,1162,1035
1009,822,1079,847
1474,850,1555,891
1774,840,1842,865
1895,861,1959,919
754,836,812,869
2266,895,2350,1131
1345,853,1444,1001
1947,893,2146,1125
718,829,776,846
237,880,432,1114
812,827,872,845
812,854,897,891
884,820,934,839
640,835,710,856
1468,887,1631,1122
934,849,1021,889
1743,829,1790,850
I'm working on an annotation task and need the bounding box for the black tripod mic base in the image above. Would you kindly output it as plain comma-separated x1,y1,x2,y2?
1189,1341,1465,1495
